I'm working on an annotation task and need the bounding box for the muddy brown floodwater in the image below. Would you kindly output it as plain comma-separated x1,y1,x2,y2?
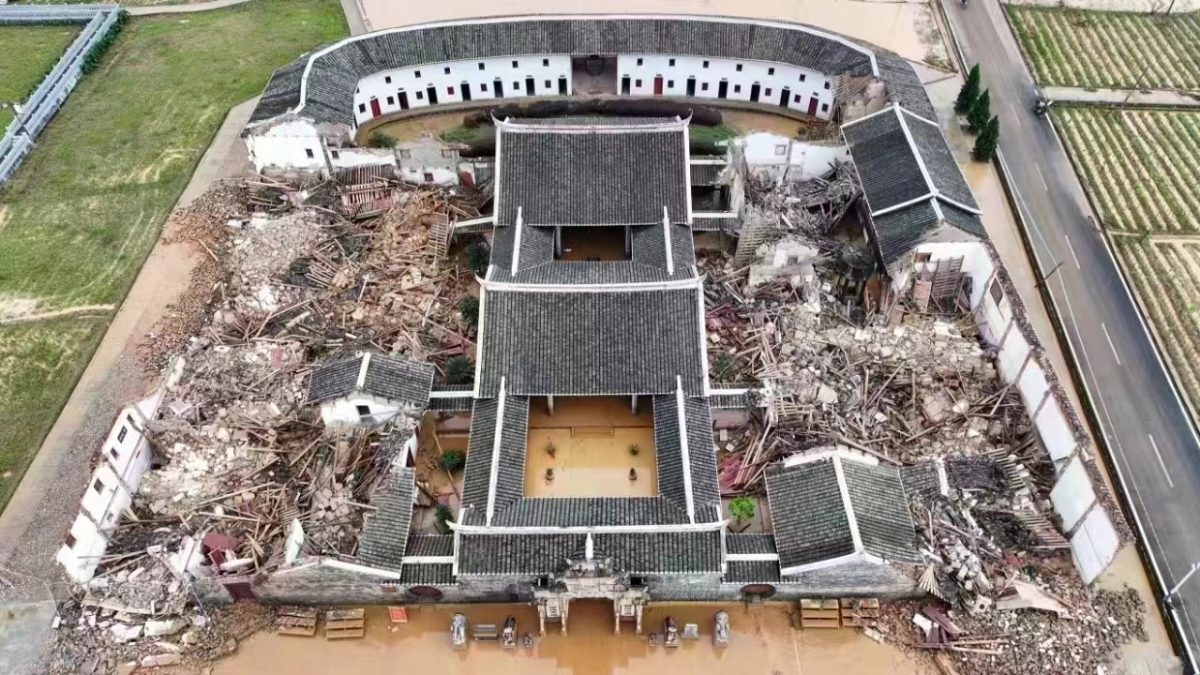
214,603,932,675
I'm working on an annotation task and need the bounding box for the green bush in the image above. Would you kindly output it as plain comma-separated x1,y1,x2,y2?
465,240,491,277
445,355,473,385
81,11,128,75
729,496,756,523
367,131,395,149
955,64,981,115
967,89,991,133
458,295,480,327
972,115,1001,161
435,504,453,533
439,450,465,473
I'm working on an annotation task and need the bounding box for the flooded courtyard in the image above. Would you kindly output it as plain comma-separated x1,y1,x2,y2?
215,603,932,675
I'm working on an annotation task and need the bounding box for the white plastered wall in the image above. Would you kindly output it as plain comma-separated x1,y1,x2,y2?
246,117,329,174
320,393,418,428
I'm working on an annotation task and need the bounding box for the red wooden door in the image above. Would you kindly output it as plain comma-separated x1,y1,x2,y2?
370,98,382,117
807,97,819,116
653,76,664,95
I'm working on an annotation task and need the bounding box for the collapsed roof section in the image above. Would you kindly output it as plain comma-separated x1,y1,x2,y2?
765,450,920,576
475,278,708,398
355,466,416,571
842,105,986,266
495,117,691,227
247,15,934,129
306,352,435,407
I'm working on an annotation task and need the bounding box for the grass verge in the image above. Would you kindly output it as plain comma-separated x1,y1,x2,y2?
0,25,81,104
0,0,346,514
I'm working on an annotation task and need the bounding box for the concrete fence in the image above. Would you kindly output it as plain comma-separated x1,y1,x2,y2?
0,5,121,186
912,240,1121,583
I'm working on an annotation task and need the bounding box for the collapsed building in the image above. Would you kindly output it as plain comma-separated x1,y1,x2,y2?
48,13,1133,673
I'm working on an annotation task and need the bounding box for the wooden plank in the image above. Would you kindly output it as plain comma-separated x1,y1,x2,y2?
326,619,365,630
326,628,366,640
278,626,318,637
326,608,365,621
278,607,319,619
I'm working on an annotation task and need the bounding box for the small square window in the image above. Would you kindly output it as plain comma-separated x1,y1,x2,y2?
915,252,933,263
109,447,119,460
481,83,488,92
701,82,709,91
423,172,435,182
768,67,775,76
793,94,801,103
385,75,392,84
799,73,807,82
65,533,76,549
512,60,519,68
386,96,394,105
824,81,831,90
544,80,551,88
444,66,451,75
667,80,675,88
356,404,371,417
416,91,423,100
93,478,104,493
127,414,135,426
669,58,676,66
635,79,642,87
821,103,830,112
734,85,741,93
636,57,643,66
542,58,549,67
765,88,773,97
305,148,314,159
478,62,485,71
331,150,339,160
775,144,787,156
736,64,743,72
117,427,127,443
447,86,455,95
358,103,366,113
399,149,412,158
513,81,520,90
415,70,422,78
990,279,1004,304
702,60,709,68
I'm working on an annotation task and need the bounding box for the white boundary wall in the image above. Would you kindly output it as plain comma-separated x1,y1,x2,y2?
0,5,121,186
56,389,165,583
907,240,1120,583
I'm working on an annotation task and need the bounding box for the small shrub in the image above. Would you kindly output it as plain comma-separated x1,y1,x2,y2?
81,11,128,75
629,444,640,456
367,131,395,149
967,89,991,133
955,64,981,115
713,353,739,382
445,356,473,385
435,504,453,533
972,115,1000,162
729,496,756,523
465,240,491,277
439,450,465,473
458,295,480,327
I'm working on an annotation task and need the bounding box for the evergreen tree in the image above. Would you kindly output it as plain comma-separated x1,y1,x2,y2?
967,89,991,132
955,64,981,115
973,115,1001,161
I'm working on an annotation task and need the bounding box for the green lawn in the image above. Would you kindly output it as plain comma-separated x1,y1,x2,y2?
0,25,80,104
0,108,13,131
0,0,347,512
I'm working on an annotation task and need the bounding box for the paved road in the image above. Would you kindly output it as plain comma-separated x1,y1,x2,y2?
943,0,1200,668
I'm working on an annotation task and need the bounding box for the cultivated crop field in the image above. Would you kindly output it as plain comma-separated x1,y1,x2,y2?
0,0,346,512
1006,6,1200,91
1055,106,1200,409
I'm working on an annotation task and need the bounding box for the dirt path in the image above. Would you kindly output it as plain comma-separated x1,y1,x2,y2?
125,0,253,17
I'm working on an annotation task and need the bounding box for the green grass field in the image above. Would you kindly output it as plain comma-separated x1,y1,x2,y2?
0,25,80,104
1007,6,1200,91
0,0,347,511
0,108,13,131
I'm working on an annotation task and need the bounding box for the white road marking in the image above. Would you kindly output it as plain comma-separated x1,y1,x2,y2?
1034,164,1048,192
1064,234,1081,269
1148,434,1175,489
1101,323,1122,366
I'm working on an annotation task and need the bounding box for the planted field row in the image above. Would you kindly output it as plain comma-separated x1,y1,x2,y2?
1007,6,1200,91
1114,237,1200,410
1055,107,1200,234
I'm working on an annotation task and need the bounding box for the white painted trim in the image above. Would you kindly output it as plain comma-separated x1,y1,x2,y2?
897,105,943,129
930,197,944,221
726,553,779,562
696,280,711,396
839,103,902,129
493,121,504,222
676,376,696,523
779,551,865,576
663,206,674,276
937,195,983,216
870,194,936,218
832,455,864,554
454,215,495,229
892,105,937,208
511,206,524,275
402,556,456,564
428,390,475,399
325,558,402,579
709,387,751,396
472,284,487,397
451,509,463,577
692,211,738,219
292,15,878,117
485,377,507,525
480,274,703,294
497,117,689,134
936,458,950,497
585,532,594,561
356,352,371,389
447,519,729,535
682,121,694,224
689,158,727,165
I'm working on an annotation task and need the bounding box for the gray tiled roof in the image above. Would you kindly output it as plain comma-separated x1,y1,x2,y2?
867,200,941,266
405,534,454,557
400,563,456,585
900,108,977,209
651,395,721,519
727,533,778,554
460,395,530,513
457,530,722,575
594,531,722,574
427,396,474,412
250,17,933,127
496,122,689,227
489,222,556,274
458,533,585,575
940,201,986,239
492,498,688,527
477,285,706,397
356,467,415,571
900,462,942,498
725,560,782,583
630,223,698,275
511,261,674,285
766,458,857,568
841,459,920,563
844,110,929,213
690,163,727,186
510,116,682,126
306,353,435,407
691,215,740,233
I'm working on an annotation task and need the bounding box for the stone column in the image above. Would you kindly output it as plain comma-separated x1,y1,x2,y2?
636,604,643,635
561,599,569,635
537,602,546,636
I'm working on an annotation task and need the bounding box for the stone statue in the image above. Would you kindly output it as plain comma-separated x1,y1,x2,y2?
664,616,679,648
501,615,518,648
714,611,730,647
451,613,467,649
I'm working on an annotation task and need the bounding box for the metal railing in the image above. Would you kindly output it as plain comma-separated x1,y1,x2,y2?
0,5,122,186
